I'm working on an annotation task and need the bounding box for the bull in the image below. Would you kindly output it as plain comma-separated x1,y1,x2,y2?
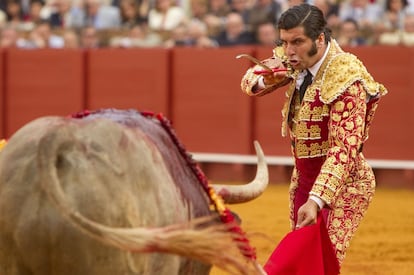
0,109,268,275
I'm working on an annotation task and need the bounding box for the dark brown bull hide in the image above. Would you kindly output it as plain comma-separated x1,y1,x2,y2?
0,109,267,275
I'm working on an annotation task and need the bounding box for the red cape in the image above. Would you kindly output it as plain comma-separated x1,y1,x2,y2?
264,215,340,275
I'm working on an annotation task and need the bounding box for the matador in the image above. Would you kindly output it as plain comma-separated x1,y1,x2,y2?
240,4,387,267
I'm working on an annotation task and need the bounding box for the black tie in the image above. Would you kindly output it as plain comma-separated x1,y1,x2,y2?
298,70,312,103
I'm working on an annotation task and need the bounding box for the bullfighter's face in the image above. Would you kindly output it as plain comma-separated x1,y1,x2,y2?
279,26,326,71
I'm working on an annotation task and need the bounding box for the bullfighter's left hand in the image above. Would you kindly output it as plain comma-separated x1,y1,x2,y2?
295,199,319,229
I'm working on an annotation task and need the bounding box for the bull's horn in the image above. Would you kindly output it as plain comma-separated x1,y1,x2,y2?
212,140,269,204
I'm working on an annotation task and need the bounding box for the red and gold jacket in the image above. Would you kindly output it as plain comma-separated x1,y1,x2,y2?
240,40,387,207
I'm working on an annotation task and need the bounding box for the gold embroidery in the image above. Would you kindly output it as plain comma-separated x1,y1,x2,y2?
319,47,388,103
281,83,297,137
343,111,349,118
322,105,330,116
345,121,354,131
315,173,330,184
298,103,311,121
303,86,317,102
347,136,357,146
348,85,359,96
311,106,323,121
300,86,329,122
320,155,346,179
295,140,329,158
335,101,345,112
324,158,376,264
299,104,326,122
351,148,357,158
332,113,341,122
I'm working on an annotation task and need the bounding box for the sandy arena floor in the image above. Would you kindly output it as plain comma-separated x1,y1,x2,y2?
211,184,414,275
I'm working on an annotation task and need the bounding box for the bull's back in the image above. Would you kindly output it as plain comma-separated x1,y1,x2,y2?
0,114,211,275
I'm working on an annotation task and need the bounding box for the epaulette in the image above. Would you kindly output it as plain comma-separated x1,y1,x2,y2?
320,53,388,103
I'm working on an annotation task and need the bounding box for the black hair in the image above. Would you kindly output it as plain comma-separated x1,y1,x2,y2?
385,0,408,11
342,17,360,30
278,3,331,44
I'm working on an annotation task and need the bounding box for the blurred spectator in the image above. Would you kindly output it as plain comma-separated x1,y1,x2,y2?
214,12,255,46
336,18,366,47
313,0,341,34
203,13,223,37
202,0,232,36
138,0,151,20
380,0,410,32
398,13,414,45
163,22,190,47
286,0,306,9
0,8,6,28
5,0,45,31
339,0,384,44
173,0,191,16
247,0,282,34
21,0,33,18
49,0,84,29
255,21,278,46
148,0,188,33
36,0,54,20
62,28,80,48
110,23,162,47
84,0,122,30
27,0,45,24
163,20,217,48
407,0,414,13
230,0,252,25
187,19,217,47
0,24,25,48
189,0,208,20
3,0,33,20
208,0,232,18
2,0,414,50
0,1,6,13
119,0,147,29
22,19,64,48
378,13,414,45
80,25,101,47
5,0,25,29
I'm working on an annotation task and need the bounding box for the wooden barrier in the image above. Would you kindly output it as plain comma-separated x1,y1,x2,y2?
170,46,256,154
86,48,171,116
347,46,414,161
0,50,4,138
4,49,85,137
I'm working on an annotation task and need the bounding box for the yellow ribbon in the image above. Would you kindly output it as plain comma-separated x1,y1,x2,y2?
0,139,7,152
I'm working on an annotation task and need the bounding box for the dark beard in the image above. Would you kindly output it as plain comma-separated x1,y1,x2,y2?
307,41,317,57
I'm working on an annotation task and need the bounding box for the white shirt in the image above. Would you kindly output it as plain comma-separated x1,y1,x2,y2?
148,6,187,31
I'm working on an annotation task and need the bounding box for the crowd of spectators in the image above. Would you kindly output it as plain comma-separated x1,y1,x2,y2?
1,0,414,49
